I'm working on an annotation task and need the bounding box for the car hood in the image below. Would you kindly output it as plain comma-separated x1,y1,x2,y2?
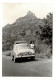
14,48,35,54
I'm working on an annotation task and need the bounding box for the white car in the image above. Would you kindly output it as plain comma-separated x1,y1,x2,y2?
11,41,35,62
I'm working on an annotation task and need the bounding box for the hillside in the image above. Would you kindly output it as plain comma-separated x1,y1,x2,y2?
2,11,52,58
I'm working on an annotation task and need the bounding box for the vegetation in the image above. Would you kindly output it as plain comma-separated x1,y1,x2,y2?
2,11,53,58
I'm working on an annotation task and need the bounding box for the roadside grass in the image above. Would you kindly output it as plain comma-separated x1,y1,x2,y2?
2,50,12,56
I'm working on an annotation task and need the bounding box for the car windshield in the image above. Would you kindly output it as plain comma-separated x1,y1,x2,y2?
15,43,30,49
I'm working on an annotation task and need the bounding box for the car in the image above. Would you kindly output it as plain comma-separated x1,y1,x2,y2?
11,41,35,62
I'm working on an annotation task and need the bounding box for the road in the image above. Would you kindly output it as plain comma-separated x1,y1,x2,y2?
2,55,52,77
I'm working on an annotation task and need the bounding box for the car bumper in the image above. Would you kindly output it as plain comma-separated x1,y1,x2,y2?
15,55,35,59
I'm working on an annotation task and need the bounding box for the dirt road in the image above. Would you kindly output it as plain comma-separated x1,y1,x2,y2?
2,55,52,77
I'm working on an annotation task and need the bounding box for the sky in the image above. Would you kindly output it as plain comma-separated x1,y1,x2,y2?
2,3,53,27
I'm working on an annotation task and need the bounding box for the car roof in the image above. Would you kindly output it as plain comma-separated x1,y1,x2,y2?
14,41,27,44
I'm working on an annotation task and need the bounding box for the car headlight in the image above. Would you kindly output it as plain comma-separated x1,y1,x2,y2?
18,53,21,56
28,52,32,55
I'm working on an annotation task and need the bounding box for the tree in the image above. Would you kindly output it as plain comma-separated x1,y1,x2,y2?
40,13,53,45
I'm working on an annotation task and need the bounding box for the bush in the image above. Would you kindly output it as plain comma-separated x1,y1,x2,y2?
35,43,52,58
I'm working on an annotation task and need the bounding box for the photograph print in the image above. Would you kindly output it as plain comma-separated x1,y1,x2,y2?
2,3,53,77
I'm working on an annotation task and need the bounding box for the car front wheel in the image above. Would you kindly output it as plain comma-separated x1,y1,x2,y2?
30,57,35,60
11,55,14,61
14,56,16,62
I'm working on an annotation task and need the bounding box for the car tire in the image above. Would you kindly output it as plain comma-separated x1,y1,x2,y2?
14,56,16,62
30,57,35,60
11,56,13,61
11,55,14,61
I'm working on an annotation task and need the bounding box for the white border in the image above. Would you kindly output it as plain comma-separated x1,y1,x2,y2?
0,0,55,80
0,0,54,3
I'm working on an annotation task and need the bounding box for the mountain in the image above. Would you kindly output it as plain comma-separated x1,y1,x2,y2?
2,11,52,58
2,11,44,50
